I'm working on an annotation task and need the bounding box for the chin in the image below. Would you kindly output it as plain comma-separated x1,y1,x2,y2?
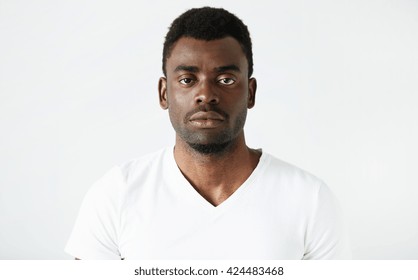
187,141,232,155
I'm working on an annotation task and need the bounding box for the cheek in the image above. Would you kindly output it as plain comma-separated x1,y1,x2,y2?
168,104,180,121
230,95,249,113
167,85,189,106
167,89,192,115
167,97,185,124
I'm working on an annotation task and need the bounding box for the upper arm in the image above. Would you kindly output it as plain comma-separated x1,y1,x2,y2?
65,167,125,260
303,183,351,259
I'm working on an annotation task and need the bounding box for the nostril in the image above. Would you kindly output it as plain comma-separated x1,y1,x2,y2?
209,97,218,104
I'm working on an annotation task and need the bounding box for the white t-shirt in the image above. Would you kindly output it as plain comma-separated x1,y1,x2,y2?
65,147,350,259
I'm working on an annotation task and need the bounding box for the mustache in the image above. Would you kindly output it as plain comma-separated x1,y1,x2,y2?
184,105,229,122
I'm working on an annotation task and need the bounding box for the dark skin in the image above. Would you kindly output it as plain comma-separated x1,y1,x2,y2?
75,37,257,259
159,36,259,206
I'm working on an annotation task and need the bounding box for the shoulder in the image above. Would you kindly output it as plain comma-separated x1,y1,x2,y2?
117,147,169,185
85,147,170,202
260,152,327,195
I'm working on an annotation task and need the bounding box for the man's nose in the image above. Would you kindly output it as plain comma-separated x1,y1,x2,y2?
194,80,219,105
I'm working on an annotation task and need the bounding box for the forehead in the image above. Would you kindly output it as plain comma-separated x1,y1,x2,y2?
166,36,248,73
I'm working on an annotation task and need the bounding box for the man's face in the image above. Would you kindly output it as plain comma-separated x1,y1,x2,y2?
159,36,256,153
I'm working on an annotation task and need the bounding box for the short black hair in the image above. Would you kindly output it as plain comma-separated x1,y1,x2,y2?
162,7,253,77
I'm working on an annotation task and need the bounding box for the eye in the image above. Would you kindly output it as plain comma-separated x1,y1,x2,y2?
218,77,236,85
179,78,194,85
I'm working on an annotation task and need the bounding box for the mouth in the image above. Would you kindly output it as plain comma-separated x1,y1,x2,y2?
189,111,225,128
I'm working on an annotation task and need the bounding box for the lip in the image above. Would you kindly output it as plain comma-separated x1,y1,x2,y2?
189,111,225,128
189,111,225,121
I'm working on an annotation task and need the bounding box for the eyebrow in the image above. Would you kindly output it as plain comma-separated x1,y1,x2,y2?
173,64,241,73
174,65,199,73
214,64,241,73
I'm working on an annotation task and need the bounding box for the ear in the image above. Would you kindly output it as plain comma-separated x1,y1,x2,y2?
247,77,257,109
158,77,168,109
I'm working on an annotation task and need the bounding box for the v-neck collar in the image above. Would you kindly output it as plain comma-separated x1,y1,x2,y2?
162,146,268,212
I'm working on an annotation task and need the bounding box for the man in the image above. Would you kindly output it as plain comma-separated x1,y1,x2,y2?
65,7,349,259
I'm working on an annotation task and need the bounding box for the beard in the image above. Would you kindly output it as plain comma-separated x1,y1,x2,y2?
187,141,232,154
170,105,247,155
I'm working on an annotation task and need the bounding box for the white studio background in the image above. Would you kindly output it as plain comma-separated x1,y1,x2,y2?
0,0,417,259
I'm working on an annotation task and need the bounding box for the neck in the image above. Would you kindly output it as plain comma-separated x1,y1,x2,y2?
173,133,261,206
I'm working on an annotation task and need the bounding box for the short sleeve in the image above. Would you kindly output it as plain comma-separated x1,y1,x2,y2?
303,183,351,259
65,167,125,260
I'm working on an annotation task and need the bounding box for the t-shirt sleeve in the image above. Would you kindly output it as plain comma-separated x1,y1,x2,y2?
65,166,125,260
302,183,351,260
